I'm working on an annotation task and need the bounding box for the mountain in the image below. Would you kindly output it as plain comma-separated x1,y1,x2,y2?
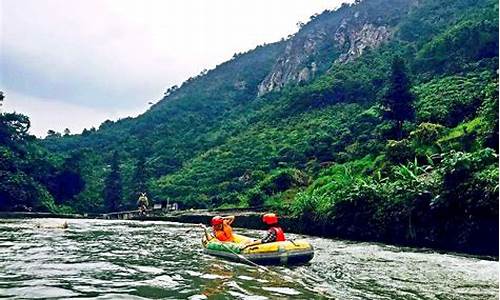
3,0,497,254
258,0,416,95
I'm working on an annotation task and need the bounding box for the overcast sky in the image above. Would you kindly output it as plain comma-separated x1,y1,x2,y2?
1,0,349,137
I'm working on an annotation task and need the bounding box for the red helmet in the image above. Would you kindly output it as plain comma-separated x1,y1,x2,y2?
262,213,278,225
211,216,223,226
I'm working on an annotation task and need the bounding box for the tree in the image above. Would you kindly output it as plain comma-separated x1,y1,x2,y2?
99,120,114,130
103,151,122,212
0,91,58,212
0,92,31,150
48,152,85,204
81,127,96,136
46,130,61,138
63,128,71,136
131,155,148,204
381,57,415,140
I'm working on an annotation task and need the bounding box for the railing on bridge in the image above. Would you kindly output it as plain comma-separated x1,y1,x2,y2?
101,210,142,220
102,202,178,220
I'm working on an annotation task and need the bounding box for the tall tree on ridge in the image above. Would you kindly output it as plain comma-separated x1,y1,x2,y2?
131,155,148,206
103,151,122,212
381,57,415,140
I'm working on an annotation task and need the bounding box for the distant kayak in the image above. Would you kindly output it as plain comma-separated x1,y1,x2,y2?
202,234,314,265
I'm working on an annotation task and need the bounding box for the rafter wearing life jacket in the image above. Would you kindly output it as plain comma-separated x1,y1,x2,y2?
262,213,286,242
211,215,235,242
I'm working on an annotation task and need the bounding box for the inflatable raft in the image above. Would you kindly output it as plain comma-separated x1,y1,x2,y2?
202,234,314,265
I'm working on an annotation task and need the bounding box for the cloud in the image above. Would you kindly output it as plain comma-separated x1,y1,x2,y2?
1,0,350,135
2,91,146,137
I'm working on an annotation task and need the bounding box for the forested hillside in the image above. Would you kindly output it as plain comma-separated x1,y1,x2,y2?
0,92,81,213
2,0,498,254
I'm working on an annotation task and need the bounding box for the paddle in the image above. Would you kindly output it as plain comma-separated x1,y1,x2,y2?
219,242,272,272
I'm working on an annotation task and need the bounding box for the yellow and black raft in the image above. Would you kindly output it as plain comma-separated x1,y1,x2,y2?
202,234,314,265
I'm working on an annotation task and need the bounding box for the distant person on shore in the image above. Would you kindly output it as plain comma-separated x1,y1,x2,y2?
137,193,149,214
243,213,285,247
208,215,235,242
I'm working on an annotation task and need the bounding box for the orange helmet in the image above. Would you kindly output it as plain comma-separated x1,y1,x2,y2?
262,213,278,225
211,216,223,226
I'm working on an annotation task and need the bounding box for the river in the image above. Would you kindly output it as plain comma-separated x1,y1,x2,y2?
0,218,497,299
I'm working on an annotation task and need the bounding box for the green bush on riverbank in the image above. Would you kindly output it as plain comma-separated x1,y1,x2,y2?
288,149,498,255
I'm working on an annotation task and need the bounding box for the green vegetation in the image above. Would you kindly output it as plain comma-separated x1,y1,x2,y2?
103,151,123,212
1,0,498,255
0,92,79,213
381,57,415,140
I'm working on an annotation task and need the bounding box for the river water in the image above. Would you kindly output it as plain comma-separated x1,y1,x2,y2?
0,218,497,299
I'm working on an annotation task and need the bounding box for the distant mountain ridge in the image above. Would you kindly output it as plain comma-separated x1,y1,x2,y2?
47,0,419,155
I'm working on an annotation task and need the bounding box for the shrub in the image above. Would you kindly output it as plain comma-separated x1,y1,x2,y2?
409,122,445,157
414,72,494,126
245,168,308,208
385,139,414,164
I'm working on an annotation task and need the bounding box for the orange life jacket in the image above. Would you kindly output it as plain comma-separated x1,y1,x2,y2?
270,226,285,242
214,224,234,242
